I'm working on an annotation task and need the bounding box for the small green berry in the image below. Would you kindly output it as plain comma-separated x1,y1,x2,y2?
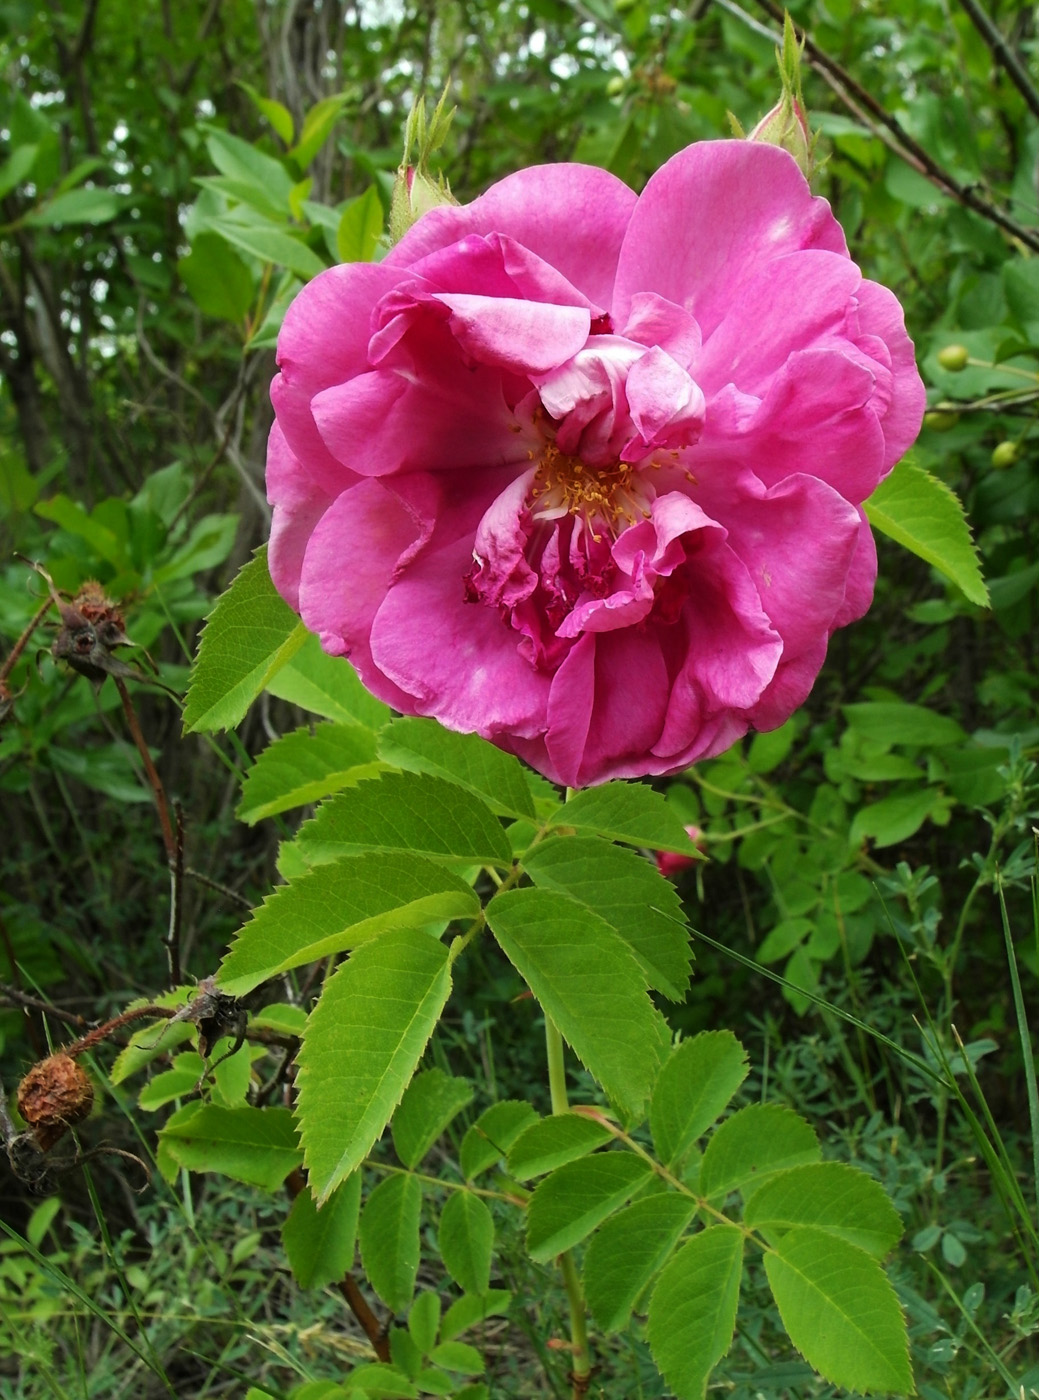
991,440,1019,470
937,344,969,372
606,76,626,97
923,410,960,432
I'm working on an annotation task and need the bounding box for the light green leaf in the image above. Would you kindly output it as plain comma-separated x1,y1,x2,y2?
550,784,700,854
699,1105,820,1202
460,1101,539,1179
842,700,966,748
249,1003,307,1036
35,493,124,566
764,1227,913,1394
220,853,477,996
297,927,452,1203
108,987,201,1083
646,1225,743,1400
408,1290,440,1356
359,1173,423,1314
296,772,512,869
291,93,350,169
210,211,326,280
159,1105,301,1190
584,1194,698,1332
338,185,384,263
236,83,295,144
744,1163,903,1258
866,457,988,607
204,126,294,204
378,718,535,820
27,185,120,226
183,547,308,733
265,632,392,728
849,787,944,849
526,1153,653,1261
138,1052,205,1111
650,1032,749,1170
428,1342,484,1376
282,1171,362,1289
524,836,690,1000
237,722,382,824
440,1293,512,1344
506,1114,611,1180
343,1363,416,1398
0,143,39,200
392,1068,474,1169
178,232,254,321
487,888,669,1120
438,1191,494,1295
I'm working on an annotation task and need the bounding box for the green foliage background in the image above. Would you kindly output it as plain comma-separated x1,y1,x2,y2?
1,0,1038,1396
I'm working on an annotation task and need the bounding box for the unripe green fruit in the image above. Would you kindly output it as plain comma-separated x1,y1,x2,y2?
991,440,1019,470
606,76,626,97
615,0,638,11
937,344,969,372
923,410,960,432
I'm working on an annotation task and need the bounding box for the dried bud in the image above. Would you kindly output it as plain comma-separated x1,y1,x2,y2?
17,1053,94,1151
51,581,142,685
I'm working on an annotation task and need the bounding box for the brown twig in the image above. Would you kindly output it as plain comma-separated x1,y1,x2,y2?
63,1004,174,1057
284,1167,390,1361
165,802,185,986
113,675,176,865
955,0,1039,124
0,981,89,1034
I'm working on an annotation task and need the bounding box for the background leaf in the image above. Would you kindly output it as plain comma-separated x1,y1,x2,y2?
438,1192,494,1296
282,1172,362,1289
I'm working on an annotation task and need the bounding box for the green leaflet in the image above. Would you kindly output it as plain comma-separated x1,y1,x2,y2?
392,1068,474,1170
440,1292,513,1343
842,699,966,747
524,836,692,1000
584,1193,698,1333
159,1104,301,1190
295,771,512,869
699,1105,820,1202
359,1173,423,1314
182,547,307,733
506,1114,611,1180
744,1162,904,1258
296,928,452,1203
865,455,988,607
218,852,478,996
438,1191,494,1295
460,1101,539,1180
764,1227,913,1394
650,1032,749,1170
525,1153,654,1261
646,1225,744,1400
237,722,384,824
282,1172,362,1290
266,631,392,729
377,717,535,819
488,887,670,1121
547,783,701,853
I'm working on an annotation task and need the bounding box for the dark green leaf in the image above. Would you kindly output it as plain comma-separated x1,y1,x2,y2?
159,1105,301,1190
549,784,701,853
359,1174,423,1314
282,1172,362,1289
378,718,535,819
392,1068,474,1169
438,1191,494,1295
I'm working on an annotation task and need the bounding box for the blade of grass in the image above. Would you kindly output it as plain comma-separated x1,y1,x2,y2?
998,868,1039,1234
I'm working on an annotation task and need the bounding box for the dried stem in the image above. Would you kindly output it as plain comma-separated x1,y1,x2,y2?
113,675,176,865
0,981,89,1034
165,802,185,986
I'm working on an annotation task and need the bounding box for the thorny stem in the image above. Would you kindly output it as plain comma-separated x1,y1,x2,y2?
113,676,176,864
0,594,54,697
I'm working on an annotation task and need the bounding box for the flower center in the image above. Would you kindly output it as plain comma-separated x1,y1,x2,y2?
528,441,651,540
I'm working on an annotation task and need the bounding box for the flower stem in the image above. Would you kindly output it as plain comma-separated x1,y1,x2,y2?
545,1014,592,1396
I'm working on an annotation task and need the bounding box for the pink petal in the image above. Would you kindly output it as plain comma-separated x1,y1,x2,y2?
267,421,335,611
853,280,926,471
386,164,638,310
613,142,847,341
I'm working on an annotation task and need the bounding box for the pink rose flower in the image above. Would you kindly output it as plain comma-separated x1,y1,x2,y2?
267,140,925,788
656,826,704,879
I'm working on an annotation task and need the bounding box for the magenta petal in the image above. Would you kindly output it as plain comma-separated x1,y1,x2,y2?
621,292,702,365
623,346,705,455
613,141,847,340
267,422,334,612
386,164,638,308
434,293,591,373
853,280,926,470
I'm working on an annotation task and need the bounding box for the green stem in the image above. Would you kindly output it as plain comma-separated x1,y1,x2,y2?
545,1014,592,1394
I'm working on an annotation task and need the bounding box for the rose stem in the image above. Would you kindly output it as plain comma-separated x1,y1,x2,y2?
544,1014,592,1398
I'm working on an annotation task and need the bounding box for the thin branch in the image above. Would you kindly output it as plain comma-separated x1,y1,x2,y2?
735,0,1039,255
113,675,177,865
955,0,1039,124
165,802,186,986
